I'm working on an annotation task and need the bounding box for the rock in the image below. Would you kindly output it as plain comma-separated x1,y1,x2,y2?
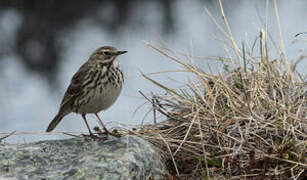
0,135,166,180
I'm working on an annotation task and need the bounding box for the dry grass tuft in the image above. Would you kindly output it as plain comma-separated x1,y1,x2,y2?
121,2,307,179
122,42,307,179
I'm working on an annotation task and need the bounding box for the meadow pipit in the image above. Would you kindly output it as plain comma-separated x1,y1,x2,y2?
46,46,127,138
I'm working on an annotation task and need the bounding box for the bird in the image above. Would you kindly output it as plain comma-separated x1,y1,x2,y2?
46,46,127,138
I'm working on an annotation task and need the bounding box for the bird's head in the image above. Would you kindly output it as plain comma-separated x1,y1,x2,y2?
90,46,127,63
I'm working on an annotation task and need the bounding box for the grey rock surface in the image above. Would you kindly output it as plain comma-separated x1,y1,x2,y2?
0,135,165,180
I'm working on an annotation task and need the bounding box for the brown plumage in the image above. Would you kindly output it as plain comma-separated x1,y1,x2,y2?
46,46,127,136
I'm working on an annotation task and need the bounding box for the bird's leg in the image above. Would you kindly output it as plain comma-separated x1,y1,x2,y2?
82,114,107,140
95,113,109,134
94,113,122,137
82,114,93,135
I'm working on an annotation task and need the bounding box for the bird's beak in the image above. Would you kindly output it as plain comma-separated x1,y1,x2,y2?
115,50,127,55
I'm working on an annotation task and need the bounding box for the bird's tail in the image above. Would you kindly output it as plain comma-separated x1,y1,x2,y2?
46,113,64,132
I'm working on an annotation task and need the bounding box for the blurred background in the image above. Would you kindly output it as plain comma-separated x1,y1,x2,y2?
1,0,307,143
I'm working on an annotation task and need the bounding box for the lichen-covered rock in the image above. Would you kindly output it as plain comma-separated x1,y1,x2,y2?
0,135,165,180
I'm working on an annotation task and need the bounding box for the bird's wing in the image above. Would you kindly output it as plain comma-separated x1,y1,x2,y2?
59,62,90,109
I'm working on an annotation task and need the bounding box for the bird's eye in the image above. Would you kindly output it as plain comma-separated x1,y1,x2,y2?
104,51,111,56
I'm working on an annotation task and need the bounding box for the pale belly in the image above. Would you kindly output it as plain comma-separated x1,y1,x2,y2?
77,83,122,114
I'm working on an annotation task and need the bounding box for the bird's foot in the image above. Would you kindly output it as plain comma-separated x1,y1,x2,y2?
98,129,109,135
93,126,122,138
96,128,121,138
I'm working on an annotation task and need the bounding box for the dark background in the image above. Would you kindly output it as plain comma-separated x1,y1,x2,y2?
0,0,306,142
